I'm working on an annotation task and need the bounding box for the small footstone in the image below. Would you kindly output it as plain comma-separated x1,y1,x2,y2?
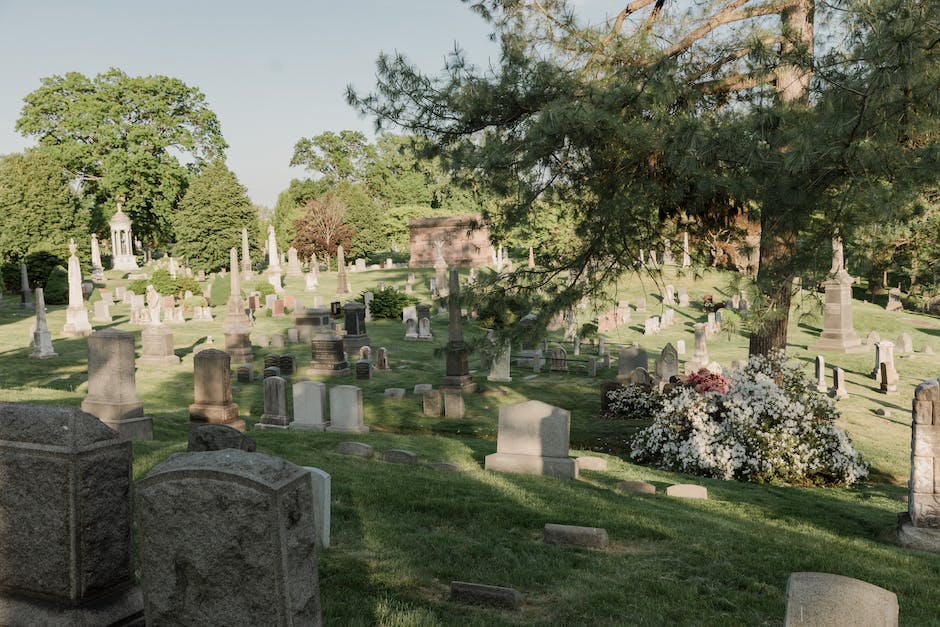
428,462,460,472
665,484,707,499
577,456,608,471
616,480,656,495
384,388,406,399
450,581,520,609
383,449,418,465
337,441,374,459
543,523,609,549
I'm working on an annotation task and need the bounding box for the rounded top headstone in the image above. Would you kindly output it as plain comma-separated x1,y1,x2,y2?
0,402,121,448
144,449,305,489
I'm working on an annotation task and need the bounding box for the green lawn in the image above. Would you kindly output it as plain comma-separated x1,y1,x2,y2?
0,265,938,625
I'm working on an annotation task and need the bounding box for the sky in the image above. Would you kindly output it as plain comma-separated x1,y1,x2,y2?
0,1,509,207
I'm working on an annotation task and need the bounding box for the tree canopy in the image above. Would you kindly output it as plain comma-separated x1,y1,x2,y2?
350,0,940,354
173,161,257,271
16,68,227,244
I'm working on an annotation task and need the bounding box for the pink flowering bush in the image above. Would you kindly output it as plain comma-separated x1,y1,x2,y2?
686,369,729,394
629,350,868,486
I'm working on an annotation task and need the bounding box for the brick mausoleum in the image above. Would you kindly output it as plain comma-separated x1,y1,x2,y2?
408,215,495,268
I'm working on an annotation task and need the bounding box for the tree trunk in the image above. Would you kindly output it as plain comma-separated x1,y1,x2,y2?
748,223,796,356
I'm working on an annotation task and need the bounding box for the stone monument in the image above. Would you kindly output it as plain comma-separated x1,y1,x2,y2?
898,378,940,552
241,227,253,281
484,400,578,479
30,288,57,359
811,237,863,353
90,233,105,281
189,348,244,431
441,269,476,393
342,302,370,353
223,247,253,363
336,244,350,296
82,328,152,440
62,239,93,337
109,202,138,270
19,263,31,309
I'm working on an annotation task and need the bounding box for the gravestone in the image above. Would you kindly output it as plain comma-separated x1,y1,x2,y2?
898,378,940,551
895,332,913,355
93,299,112,323
355,359,372,380
811,242,863,353
487,342,512,382
417,303,434,340
783,572,898,627
140,324,180,366
617,345,648,382
82,328,152,440
19,263,32,309
441,269,476,393
450,582,520,609
877,341,898,394
0,403,143,624
291,381,328,431
303,466,331,549
309,332,350,376
831,366,849,399
484,400,578,479
663,284,676,306
327,385,367,433
62,240,93,337
335,244,350,295
543,523,609,549
635,297,647,313
30,288,57,359
342,302,370,353
295,307,333,343
550,346,568,372
279,353,296,375
263,366,281,379
886,287,903,312
376,347,390,370
136,450,321,625
677,287,690,307
815,355,827,393
223,247,253,363
444,390,465,419
689,323,709,371
189,348,244,431
866,330,881,346
258,376,291,428
188,423,257,452
654,343,679,381
676,339,686,355
423,390,443,417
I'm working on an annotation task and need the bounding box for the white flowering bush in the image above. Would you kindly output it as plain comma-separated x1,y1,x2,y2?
630,350,868,486
604,384,664,421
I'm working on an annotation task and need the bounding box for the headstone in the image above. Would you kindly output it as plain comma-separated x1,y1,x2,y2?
484,400,578,479
82,328,152,440
635,297,647,313
139,324,180,366
189,349,244,431
236,364,254,382
93,300,113,324
783,572,898,627
258,376,291,428
895,332,913,355
336,441,373,458
30,288,57,359
291,381,328,431
880,361,898,395
326,385,367,433
287,327,299,344
376,347,389,370
831,366,849,399
263,366,281,379
550,346,568,372
0,404,144,624
616,480,657,495
279,353,296,375
663,284,676,306
811,252,863,352
444,390,465,419
690,323,709,370
335,245,350,295
450,581,520,609
577,456,608,471
677,287,690,307
886,286,903,312
295,307,333,343
654,343,679,381
187,424,257,452
223,247,252,363
681,231,692,268
383,449,418,465
355,359,372,380
866,330,881,346
487,342,512,382
286,246,302,277
136,450,321,625
543,523,609,549
417,303,433,340
616,345,648,382
383,387,405,399
423,390,443,417
363,291,374,322
342,302,370,353
815,355,827,393
665,484,708,499
676,339,686,355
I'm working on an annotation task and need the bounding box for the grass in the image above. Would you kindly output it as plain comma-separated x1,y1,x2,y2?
0,265,938,625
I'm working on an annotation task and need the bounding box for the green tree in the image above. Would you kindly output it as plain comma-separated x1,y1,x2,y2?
289,130,375,185
0,150,89,264
271,178,329,250
350,0,940,355
173,161,257,271
16,68,226,244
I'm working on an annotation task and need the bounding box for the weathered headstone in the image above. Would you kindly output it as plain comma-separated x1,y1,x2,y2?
441,269,476,393
815,355,828,393
136,450,321,625
223,247,253,363
783,572,898,627
140,324,180,366
654,343,679,381
616,345,648,382
30,287,57,359
895,332,913,355
898,378,940,551
831,366,849,399
0,403,143,624
188,424,256,452
327,385,367,433
484,400,578,479
335,244,350,296
189,348,244,431
423,390,443,417
878,342,898,395
444,389,465,419
291,381,328,431
886,286,903,312
258,376,291,428
303,466,331,549
82,328,152,440
487,342,512,382
543,523,609,549
309,332,351,376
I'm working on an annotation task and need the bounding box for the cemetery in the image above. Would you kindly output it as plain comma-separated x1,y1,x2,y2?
0,236,937,624
0,1,938,624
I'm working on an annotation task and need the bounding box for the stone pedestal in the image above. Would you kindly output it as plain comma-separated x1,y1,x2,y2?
224,331,253,363
295,308,332,343
898,378,940,552
342,302,370,353
139,325,180,366
811,279,864,353
0,404,144,624
189,349,244,431
82,328,152,440
62,304,93,337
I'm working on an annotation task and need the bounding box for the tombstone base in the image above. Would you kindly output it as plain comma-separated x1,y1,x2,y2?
223,332,253,363
486,374,512,383
189,402,242,429
897,512,940,553
441,375,477,394
81,398,144,423
61,324,94,338
307,366,351,377
325,423,369,434
290,421,329,432
257,414,291,429
101,415,154,441
343,334,370,353
810,335,866,353
0,585,144,626
484,452,578,479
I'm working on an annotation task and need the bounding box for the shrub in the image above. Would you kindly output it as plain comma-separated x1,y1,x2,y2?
43,266,69,304
630,350,868,486
604,384,664,421
253,279,276,299
360,287,418,320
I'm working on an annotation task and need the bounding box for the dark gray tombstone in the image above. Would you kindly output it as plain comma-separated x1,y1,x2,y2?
137,450,321,625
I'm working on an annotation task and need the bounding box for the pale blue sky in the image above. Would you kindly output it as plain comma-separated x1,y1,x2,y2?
0,1,505,206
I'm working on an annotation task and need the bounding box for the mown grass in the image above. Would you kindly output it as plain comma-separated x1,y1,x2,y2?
0,266,938,625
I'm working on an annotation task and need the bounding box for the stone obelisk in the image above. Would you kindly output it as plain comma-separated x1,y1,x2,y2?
440,268,476,393
223,247,253,363
336,245,350,296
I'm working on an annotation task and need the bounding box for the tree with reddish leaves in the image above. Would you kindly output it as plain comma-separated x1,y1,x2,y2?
292,192,354,271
